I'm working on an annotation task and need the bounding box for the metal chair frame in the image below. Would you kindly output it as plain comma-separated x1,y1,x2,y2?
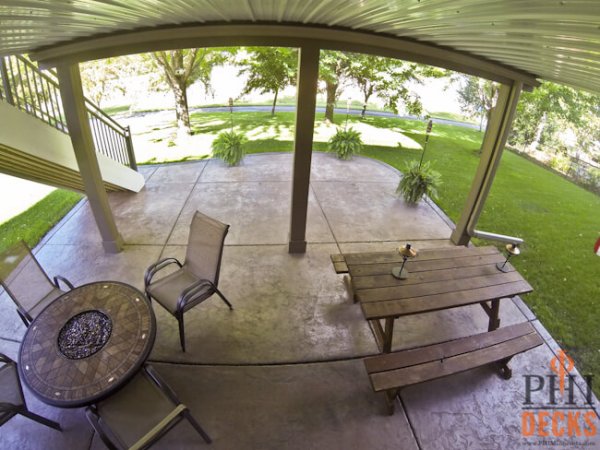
144,212,233,352
0,353,61,431
0,241,74,326
85,365,211,450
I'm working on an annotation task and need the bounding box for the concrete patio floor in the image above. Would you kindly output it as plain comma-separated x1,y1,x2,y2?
1,153,598,449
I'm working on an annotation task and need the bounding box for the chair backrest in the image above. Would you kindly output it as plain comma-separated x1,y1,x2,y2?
0,354,24,427
184,211,229,285
0,241,55,315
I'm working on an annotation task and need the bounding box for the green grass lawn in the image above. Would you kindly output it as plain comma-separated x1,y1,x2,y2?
183,110,600,383
0,190,82,254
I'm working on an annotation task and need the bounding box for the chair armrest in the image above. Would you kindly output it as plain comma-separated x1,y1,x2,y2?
53,275,74,290
144,258,183,288
85,407,120,450
0,353,14,364
130,404,187,450
176,279,214,312
144,365,183,406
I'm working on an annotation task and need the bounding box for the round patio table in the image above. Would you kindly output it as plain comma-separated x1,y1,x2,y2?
19,281,156,408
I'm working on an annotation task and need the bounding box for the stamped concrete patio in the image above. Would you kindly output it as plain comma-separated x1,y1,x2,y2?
1,153,598,449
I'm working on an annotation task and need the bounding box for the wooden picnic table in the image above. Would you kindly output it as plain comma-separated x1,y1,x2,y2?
331,245,533,353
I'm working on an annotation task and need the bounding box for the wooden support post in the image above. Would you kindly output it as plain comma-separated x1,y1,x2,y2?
56,63,123,253
289,45,319,254
451,82,523,246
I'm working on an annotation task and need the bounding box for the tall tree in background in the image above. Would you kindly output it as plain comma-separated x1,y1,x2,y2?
455,75,498,131
510,81,600,155
149,48,232,137
347,54,446,117
238,47,297,116
80,56,135,106
319,51,351,123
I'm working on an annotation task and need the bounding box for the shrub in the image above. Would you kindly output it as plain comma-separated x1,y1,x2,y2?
211,131,246,166
396,160,442,204
549,154,572,174
328,128,363,160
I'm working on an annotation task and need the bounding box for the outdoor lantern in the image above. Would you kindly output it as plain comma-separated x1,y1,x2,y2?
392,243,418,279
496,243,521,272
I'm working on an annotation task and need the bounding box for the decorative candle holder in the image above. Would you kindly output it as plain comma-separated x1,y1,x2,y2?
496,243,521,272
391,243,418,279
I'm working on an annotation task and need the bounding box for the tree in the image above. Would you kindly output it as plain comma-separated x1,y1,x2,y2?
80,56,135,106
238,47,297,116
454,75,499,131
318,51,351,123
149,48,232,137
348,53,446,117
510,81,600,155
346,53,445,117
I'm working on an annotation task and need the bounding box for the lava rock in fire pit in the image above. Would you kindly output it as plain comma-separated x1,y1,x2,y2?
58,310,112,360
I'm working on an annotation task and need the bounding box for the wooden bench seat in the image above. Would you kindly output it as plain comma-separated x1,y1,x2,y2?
363,322,543,414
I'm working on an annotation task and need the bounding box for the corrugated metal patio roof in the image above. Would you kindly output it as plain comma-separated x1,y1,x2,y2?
0,0,599,92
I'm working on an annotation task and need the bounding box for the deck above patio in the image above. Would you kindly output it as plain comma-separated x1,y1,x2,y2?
1,153,598,449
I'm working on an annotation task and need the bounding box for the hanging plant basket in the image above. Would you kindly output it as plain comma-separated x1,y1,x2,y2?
397,160,442,204
212,130,247,166
328,127,363,160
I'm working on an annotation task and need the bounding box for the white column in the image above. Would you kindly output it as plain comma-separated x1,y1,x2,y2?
451,81,523,246
289,46,320,254
56,63,123,253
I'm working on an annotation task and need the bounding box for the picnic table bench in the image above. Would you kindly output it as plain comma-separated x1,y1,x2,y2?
331,245,543,414
364,322,542,414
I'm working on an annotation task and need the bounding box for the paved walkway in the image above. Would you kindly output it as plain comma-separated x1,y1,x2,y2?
1,153,598,449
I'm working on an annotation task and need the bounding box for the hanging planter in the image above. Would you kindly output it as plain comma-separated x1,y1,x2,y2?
397,160,441,204
212,98,247,166
328,127,363,160
396,119,442,204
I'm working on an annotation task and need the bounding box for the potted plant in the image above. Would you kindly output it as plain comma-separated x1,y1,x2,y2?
328,127,363,160
396,119,442,203
211,130,246,166
396,160,441,204
212,97,246,166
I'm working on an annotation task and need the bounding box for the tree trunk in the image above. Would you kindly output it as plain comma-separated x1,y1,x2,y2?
172,79,191,137
528,112,547,153
271,88,278,116
361,86,373,118
325,81,338,123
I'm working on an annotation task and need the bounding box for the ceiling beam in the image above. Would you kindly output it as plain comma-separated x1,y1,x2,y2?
29,23,539,87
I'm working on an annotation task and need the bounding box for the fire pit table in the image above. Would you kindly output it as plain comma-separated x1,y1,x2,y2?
19,281,155,407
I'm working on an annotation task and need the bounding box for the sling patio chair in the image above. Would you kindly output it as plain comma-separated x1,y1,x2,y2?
0,241,74,326
0,353,61,432
144,211,233,352
86,364,211,449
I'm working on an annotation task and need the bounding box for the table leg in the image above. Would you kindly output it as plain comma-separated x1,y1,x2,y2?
369,320,385,352
343,275,356,303
488,299,501,332
383,317,395,353
384,389,399,415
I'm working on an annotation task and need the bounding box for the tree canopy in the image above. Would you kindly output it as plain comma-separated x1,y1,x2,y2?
510,81,600,157
238,47,297,115
454,75,498,131
348,54,445,117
